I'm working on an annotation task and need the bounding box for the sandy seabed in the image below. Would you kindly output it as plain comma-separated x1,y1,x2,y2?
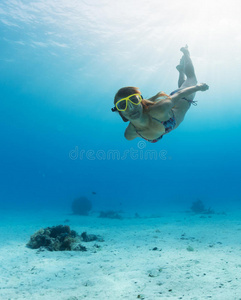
0,209,241,300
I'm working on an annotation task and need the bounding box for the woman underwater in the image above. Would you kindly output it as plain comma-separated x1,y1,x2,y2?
112,46,209,143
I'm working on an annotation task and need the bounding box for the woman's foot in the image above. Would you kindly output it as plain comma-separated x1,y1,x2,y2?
180,45,190,56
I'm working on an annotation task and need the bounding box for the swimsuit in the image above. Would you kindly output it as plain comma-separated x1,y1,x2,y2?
133,110,176,143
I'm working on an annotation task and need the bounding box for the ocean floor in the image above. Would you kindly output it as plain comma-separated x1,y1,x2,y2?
0,208,241,300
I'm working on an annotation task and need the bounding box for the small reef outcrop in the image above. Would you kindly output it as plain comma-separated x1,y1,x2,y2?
72,197,92,216
99,210,123,220
27,225,103,252
190,199,214,214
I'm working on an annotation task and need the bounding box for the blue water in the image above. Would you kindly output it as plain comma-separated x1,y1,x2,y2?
1,0,241,214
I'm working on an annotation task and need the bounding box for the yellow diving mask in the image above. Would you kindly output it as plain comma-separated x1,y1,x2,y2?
113,94,143,112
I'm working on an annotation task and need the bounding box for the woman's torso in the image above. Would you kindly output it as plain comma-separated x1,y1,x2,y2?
131,109,175,141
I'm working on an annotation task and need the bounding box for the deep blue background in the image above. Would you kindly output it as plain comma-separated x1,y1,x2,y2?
1,0,240,214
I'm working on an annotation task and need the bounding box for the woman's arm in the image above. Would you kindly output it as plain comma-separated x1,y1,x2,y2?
152,83,209,116
170,83,209,106
124,123,139,140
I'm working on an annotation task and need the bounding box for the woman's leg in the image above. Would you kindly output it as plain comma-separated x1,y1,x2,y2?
179,45,197,98
172,46,198,128
176,56,186,88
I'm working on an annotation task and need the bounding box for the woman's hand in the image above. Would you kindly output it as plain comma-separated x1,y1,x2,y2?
197,83,209,91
